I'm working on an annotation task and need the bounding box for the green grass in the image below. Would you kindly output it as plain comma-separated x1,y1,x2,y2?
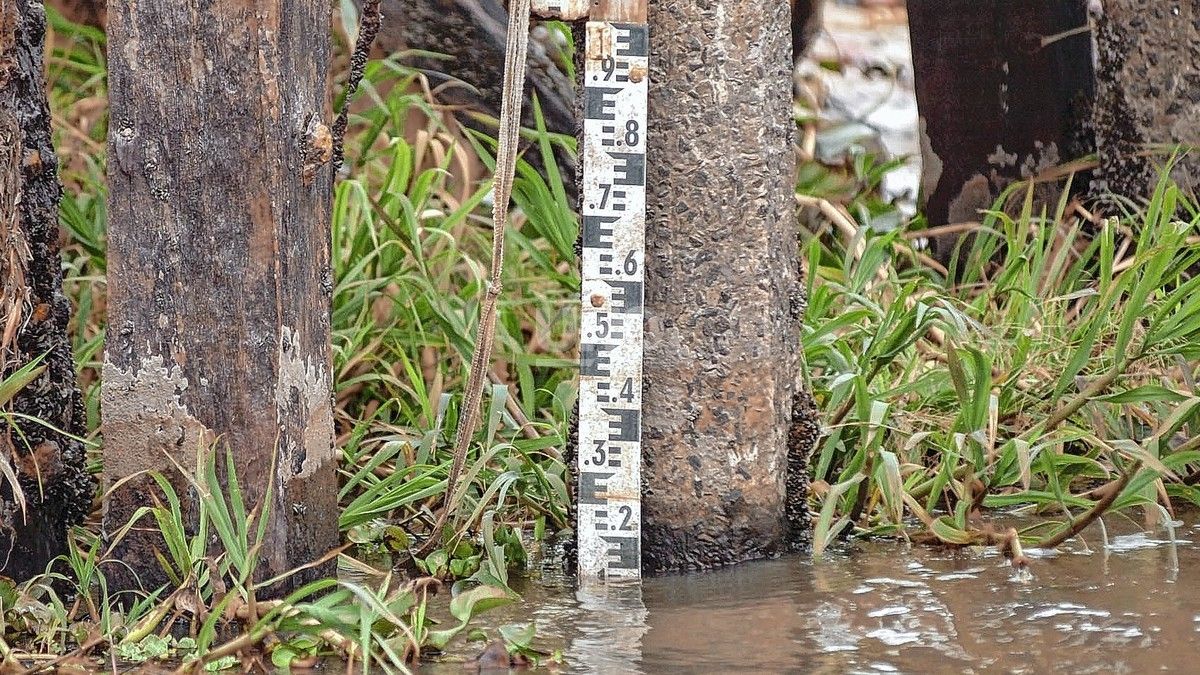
800,156,1200,558
7,6,1200,672
326,57,578,552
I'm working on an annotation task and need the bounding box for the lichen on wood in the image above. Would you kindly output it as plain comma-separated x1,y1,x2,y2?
98,354,209,481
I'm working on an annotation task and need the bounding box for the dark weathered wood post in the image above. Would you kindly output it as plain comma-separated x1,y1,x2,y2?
642,0,810,572
102,0,338,590
908,1,1094,235
382,0,576,138
0,0,95,582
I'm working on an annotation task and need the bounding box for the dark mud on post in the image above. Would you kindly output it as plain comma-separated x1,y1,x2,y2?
427,518,1200,673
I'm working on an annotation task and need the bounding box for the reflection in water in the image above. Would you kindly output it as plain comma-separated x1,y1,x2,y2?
463,519,1200,673
569,583,647,673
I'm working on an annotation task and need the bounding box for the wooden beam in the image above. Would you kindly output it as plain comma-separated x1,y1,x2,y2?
102,0,339,592
593,0,647,23
908,1,1094,238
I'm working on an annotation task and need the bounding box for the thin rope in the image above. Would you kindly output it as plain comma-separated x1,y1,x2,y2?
417,0,532,557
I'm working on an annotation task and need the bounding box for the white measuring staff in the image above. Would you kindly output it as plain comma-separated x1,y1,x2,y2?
577,9,648,582
531,0,649,581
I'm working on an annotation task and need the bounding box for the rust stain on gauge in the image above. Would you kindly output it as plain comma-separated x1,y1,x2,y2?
586,23,616,61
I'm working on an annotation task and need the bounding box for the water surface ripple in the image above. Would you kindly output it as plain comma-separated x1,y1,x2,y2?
453,519,1199,673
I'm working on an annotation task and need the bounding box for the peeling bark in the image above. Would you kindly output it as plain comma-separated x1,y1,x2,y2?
1092,1,1200,199
102,0,338,592
641,0,806,572
908,1,1094,250
0,0,95,581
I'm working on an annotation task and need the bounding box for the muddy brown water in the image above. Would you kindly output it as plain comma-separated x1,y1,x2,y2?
433,518,1200,673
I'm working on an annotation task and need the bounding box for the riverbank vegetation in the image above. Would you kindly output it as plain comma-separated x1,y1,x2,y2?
2,8,1198,672
799,155,1200,562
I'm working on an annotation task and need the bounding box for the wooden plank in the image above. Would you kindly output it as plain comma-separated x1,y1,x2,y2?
103,0,339,593
908,1,1093,238
530,0,590,20
594,0,648,24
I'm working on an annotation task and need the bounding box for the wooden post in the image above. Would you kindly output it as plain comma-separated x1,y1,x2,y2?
102,0,338,591
0,0,95,582
1093,1,1200,198
527,0,809,575
908,1,1094,240
641,0,806,572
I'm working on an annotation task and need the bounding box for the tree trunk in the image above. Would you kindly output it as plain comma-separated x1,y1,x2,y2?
908,1,1094,242
102,0,338,592
1092,1,1200,199
0,0,95,582
642,0,809,572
